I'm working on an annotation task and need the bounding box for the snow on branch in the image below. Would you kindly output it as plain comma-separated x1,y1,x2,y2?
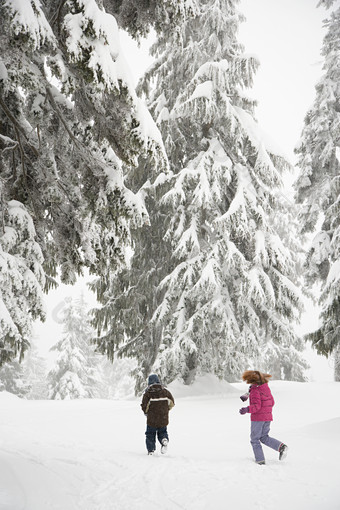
63,0,121,90
173,216,200,258
4,0,56,50
234,106,288,163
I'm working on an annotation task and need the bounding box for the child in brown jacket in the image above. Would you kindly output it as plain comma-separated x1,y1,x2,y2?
141,374,175,455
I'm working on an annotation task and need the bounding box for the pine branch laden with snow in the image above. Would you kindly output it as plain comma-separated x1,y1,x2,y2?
317,0,339,8
295,1,340,359
111,0,199,39
0,200,46,365
2,0,56,51
63,0,121,91
92,0,307,393
57,0,167,168
0,0,174,362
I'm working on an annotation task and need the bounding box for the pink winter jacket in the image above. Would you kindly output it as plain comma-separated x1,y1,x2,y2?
248,383,275,422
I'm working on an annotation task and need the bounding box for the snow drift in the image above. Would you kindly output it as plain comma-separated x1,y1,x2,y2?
0,377,339,509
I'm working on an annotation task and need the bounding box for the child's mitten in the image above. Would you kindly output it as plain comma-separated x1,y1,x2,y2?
240,393,249,402
239,407,249,415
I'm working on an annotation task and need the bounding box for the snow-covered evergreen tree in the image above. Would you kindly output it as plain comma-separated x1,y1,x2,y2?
92,0,306,391
99,357,136,398
48,295,101,399
0,0,192,363
0,359,31,398
22,339,48,399
262,192,309,380
295,0,340,366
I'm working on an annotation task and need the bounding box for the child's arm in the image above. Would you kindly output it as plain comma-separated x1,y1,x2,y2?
167,390,175,410
248,387,262,414
141,393,150,415
240,391,249,402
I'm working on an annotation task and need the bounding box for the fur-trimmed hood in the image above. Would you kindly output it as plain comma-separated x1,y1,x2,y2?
242,370,272,385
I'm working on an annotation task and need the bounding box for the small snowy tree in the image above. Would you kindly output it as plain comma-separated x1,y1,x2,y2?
0,359,31,398
48,296,101,399
22,339,48,399
99,357,137,399
92,0,307,391
295,0,340,376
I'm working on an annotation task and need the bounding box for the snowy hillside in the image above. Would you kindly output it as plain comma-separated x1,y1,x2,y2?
0,376,339,510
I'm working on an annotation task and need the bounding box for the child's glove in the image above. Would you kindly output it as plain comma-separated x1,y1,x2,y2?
239,407,249,415
240,393,249,402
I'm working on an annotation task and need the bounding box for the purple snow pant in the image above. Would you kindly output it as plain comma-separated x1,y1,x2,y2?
250,421,282,462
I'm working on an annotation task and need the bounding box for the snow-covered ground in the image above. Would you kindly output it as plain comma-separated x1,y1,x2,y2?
0,376,339,510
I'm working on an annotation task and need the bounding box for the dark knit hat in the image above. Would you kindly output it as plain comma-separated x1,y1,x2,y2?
148,374,160,385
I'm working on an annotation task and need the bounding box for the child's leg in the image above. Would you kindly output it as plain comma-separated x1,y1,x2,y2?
145,425,157,452
157,426,169,445
157,426,169,454
250,421,265,463
259,422,282,451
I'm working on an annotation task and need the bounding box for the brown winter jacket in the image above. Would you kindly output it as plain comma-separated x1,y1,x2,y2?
141,383,175,428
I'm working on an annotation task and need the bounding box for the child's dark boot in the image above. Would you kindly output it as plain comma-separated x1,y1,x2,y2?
279,443,288,460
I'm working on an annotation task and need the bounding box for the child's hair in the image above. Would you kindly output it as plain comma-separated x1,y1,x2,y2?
242,370,272,385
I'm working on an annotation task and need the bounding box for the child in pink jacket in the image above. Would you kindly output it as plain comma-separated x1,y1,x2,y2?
239,370,288,465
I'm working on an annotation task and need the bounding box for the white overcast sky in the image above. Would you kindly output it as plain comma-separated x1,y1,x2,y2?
34,0,333,379
239,0,327,163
